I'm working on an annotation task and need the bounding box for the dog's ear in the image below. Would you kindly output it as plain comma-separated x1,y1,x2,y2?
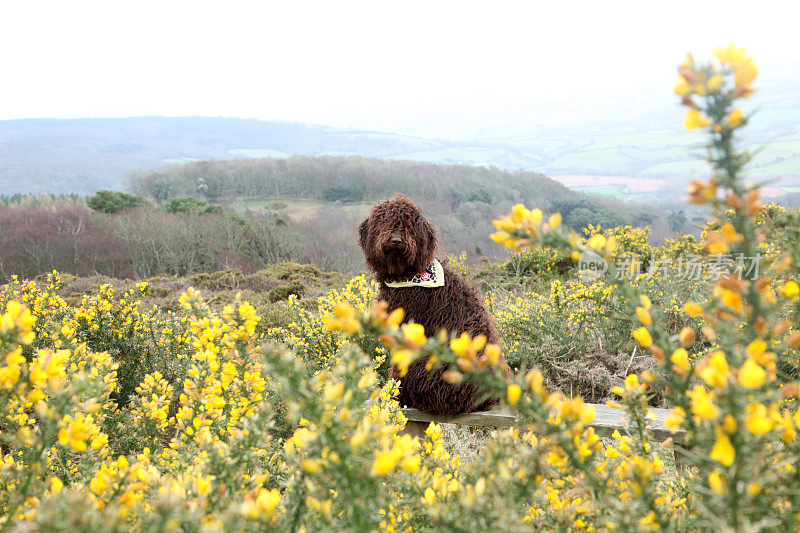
357,218,369,250
413,216,437,274
421,216,437,252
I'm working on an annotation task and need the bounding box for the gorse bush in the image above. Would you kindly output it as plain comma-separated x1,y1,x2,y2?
3,273,194,407
322,184,365,203
164,197,223,215
501,246,565,277
492,43,800,528
1,45,799,531
490,224,708,402
87,191,150,215
267,274,390,376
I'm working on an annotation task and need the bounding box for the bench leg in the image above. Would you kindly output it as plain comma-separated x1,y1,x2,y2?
674,446,690,473
399,420,429,440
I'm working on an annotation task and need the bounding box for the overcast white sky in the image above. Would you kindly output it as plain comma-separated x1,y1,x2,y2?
2,0,798,134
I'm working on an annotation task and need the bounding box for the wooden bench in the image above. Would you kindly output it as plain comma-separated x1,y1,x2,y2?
400,403,684,443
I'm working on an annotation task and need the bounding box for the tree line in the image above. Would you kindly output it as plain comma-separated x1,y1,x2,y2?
0,201,300,280
0,156,673,280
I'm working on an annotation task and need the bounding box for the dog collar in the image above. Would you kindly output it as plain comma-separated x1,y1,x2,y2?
385,259,445,288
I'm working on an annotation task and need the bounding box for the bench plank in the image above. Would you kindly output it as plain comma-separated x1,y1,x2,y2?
401,403,683,442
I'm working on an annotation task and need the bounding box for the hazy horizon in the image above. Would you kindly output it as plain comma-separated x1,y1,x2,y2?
3,0,799,139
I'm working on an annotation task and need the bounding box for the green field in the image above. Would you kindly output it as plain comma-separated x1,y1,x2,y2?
230,197,371,221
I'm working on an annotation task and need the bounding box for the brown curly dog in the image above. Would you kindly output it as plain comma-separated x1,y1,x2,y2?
358,193,508,415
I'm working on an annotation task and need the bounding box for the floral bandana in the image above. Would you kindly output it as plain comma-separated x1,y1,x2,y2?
384,259,445,288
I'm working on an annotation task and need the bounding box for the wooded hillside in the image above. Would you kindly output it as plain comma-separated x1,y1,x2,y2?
129,155,661,229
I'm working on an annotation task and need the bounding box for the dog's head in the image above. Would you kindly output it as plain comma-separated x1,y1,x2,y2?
358,193,438,281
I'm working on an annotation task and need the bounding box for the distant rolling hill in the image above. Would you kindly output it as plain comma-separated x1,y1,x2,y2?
3,65,800,200
0,117,462,194
2,117,555,195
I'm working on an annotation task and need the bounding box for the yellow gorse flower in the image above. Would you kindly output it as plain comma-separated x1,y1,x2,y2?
242,488,280,518
708,471,727,494
737,358,767,389
0,300,36,344
745,403,774,435
712,43,758,92
323,301,361,333
665,407,686,431
780,280,799,300
710,427,735,466
0,346,25,389
391,349,414,376
699,351,730,388
688,385,720,420
402,323,427,347
713,43,748,66
684,109,712,130
58,413,94,452
371,433,419,476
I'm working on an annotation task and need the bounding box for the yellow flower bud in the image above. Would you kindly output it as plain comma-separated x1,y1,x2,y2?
679,327,696,346
728,108,743,126
484,344,501,366
746,338,766,359
734,58,758,86
372,452,396,476
450,333,472,357
635,307,652,326
688,385,719,420
507,384,522,405
706,74,724,91
386,308,405,328
684,302,703,317
255,488,280,515
674,77,692,96
302,458,324,473
632,328,653,348
670,348,690,375
722,414,737,434
391,350,414,377
586,235,607,251
526,369,545,396
665,407,685,431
